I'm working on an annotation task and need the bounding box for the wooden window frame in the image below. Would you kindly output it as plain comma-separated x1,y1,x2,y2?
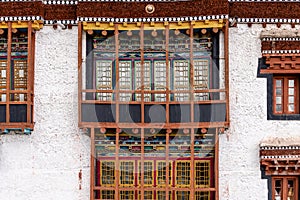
175,191,190,200
272,176,299,200
100,190,115,200
99,161,115,186
195,191,210,200
138,190,153,200
119,161,135,187
175,160,191,188
119,190,135,200
156,161,172,187
0,22,35,130
195,160,210,188
156,191,172,200
273,76,299,115
138,160,154,187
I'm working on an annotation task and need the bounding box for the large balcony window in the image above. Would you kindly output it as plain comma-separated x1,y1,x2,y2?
79,25,228,127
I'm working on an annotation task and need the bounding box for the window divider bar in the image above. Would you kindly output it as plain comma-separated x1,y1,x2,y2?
225,20,230,124
189,23,194,123
165,129,170,200
140,24,145,124
78,22,83,124
31,28,36,125
115,24,120,124
215,128,219,200
190,128,195,200
141,128,145,200
6,22,12,123
90,128,95,200
165,25,170,124
115,128,120,200
27,21,32,124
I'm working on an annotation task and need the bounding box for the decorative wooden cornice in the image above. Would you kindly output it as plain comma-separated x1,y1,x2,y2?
2,1,300,25
0,2,43,17
262,41,300,51
230,2,300,19
260,54,300,74
77,1,228,19
260,145,300,175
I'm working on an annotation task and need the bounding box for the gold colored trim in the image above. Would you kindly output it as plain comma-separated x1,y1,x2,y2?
82,20,225,31
0,21,43,30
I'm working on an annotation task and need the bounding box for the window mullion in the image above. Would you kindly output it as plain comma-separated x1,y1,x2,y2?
140,24,144,123
284,78,289,113
165,25,169,123
6,22,12,123
27,21,32,124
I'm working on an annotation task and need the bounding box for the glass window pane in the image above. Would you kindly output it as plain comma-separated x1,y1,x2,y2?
289,79,294,87
287,179,295,199
276,97,282,104
288,88,294,95
276,105,282,112
276,80,282,87
289,104,295,112
289,96,294,104
275,179,282,199
276,88,282,96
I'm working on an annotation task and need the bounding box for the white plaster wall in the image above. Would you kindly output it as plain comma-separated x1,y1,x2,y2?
219,24,300,200
0,26,90,200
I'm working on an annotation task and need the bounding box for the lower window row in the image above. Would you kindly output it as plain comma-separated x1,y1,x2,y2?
98,190,214,200
98,160,212,188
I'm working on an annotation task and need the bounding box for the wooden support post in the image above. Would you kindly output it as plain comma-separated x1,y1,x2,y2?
165,128,170,200
224,20,230,125
31,27,36,124
165,25,170,124
189,23,194,123
141,128,145,200
90,128,95,200
140,24,145,124
6,22,12,123
215,128,219,200
27,21,32,124
114,24,120,200
115,128,120,200
190,128,195,200
115,24,120,124
78,22,83,124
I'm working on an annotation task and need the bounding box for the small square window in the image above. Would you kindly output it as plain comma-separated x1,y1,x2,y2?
273,76,299,114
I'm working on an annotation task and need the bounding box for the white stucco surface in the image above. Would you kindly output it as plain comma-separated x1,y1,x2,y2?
219,24,300,200
1,23,300,200
0,26,90,200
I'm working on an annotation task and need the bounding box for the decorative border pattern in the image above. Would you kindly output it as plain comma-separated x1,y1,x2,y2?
230,17,300,23
229,0,300,2
0,16,42,21
261,155,300,159
44,19,78,24
78,0,187,1
262,38,300,41
78,14,229,22
261,146,300,150
260,145,300,160
262,50,300,54
43,0,78,4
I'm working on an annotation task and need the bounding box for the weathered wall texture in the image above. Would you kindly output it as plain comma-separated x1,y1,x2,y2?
219,24,300,200
0,26,90,200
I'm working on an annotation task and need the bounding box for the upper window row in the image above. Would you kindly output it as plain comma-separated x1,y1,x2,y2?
0,22,35,132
